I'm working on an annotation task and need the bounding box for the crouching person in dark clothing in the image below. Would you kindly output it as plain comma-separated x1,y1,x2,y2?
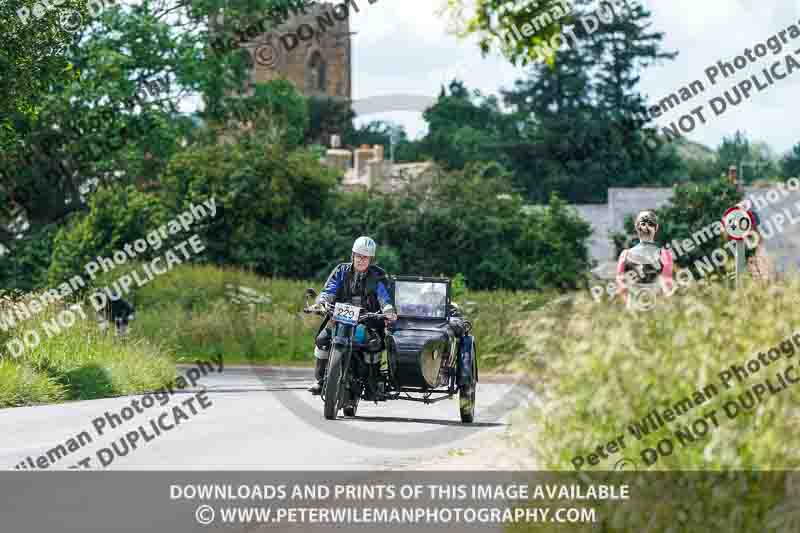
307,236,397,395
98,298,135,337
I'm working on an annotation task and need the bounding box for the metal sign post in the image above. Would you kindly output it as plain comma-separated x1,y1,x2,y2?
735,240,746,289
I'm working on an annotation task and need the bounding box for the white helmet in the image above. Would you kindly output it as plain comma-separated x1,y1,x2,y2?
352,236,377,257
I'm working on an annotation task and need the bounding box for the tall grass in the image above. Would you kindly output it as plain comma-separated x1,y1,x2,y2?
0,291,176,408
519,275,800,470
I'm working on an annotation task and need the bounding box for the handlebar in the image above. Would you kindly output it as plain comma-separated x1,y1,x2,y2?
302,303,334,316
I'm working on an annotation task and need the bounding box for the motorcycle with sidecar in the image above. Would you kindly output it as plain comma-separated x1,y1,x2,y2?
303,276,478,422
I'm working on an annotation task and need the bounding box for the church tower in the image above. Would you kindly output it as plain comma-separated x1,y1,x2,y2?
247,2,353,101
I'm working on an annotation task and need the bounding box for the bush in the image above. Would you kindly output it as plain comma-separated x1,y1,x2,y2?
0,224,58,292
328,166,593,291
159,137,339,276
47,185,168,286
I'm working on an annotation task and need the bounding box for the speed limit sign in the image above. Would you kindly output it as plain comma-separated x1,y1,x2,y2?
722,206,755,240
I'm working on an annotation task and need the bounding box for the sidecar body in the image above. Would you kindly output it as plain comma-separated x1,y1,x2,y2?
386,276,477,394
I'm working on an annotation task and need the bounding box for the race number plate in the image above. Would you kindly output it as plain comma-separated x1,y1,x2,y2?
333,303,361,325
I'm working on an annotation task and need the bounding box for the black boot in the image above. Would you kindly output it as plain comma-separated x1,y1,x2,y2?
308,358,327,395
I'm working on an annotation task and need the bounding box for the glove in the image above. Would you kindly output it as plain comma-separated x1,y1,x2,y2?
308,303,326,313
382,304,398,323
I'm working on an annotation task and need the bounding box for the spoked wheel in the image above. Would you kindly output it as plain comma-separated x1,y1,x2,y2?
459,339,477,423
323,347,346,420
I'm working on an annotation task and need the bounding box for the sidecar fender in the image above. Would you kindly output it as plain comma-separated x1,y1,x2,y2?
458,335,477,386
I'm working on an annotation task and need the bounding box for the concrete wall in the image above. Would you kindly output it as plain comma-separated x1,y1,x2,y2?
572,205,610,266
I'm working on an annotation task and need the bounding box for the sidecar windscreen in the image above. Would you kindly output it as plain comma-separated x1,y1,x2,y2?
394,279,448,319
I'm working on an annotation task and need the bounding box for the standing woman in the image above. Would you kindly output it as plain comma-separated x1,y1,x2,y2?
616,210,674,310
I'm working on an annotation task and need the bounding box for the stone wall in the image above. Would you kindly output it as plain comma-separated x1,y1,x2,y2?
251,2,351,100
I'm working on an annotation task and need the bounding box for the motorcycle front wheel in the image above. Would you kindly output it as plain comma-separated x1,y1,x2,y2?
323,347,347,420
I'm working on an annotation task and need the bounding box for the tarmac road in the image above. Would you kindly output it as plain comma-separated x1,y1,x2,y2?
0,365,529,471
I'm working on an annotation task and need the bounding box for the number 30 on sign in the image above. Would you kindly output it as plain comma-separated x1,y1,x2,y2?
722,206,754,240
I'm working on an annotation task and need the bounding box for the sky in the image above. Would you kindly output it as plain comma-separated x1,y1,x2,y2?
347,0,800,156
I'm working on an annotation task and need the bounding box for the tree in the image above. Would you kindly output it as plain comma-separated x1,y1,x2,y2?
782,142,800,178
0,0,83,148
220,79,309,149
305,96,355,146
47,186,168,284
419,80,515,170
489,0,683,202
158,129,338,272
0,0,309,255
585,0,677,116
0,0,208,251
715,131,777,183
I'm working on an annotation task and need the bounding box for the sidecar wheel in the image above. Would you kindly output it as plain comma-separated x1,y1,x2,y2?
459,383,476,423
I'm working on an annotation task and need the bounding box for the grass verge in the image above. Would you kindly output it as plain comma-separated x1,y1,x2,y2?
0,292,176,408
505,276,800,532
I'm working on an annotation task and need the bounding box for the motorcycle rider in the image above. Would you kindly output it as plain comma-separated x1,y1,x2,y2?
307,236,398,395
616,210,674,309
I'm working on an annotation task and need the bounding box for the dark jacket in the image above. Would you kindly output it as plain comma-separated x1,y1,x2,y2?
319,263,393,313
101,299,135,323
